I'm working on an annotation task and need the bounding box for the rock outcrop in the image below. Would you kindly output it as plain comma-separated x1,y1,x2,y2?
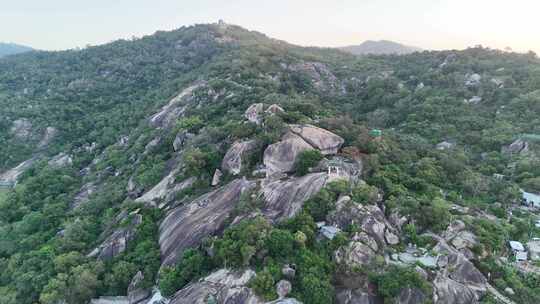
222,140,258,175
0,157,38,185
169,269,262,304
397,288,427,304
136,173,196,207
88,212,143,260
10,118,33,140
48,153,73,168
336,289,381,304
261,173,328,221
71,182,98,209
334,241,376,267
127,271,151,304
150,83,202,129
245,103,264,124
289,124,344,155
173,131,195,151
263,133,314,176
159,179,255,266
502,139,529,155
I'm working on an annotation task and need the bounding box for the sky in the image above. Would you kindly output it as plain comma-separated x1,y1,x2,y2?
1,0,539,53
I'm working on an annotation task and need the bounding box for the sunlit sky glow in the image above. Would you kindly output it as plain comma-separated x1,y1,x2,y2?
1,0,539,53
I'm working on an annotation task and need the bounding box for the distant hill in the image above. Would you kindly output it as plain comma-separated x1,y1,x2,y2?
340,40,422,55
0,42,33,58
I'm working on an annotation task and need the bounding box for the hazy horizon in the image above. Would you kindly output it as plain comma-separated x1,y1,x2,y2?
2,0,539,54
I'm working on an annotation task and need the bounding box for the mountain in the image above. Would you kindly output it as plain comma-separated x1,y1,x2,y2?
0,22,539,304
0,42,33,57
340,39,422,55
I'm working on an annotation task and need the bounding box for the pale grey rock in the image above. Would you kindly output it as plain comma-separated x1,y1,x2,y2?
336,288,380,304
502,139,529,155
38,126,58,148
48,153,73,168
71,182,97,209
450,231,478,251
466,96,482,104
261,173,328,221
173,131,194,151
222,140,258,175
169,269,262,304
267,299,302,304
10,118,33,140
150,83,202,129
136,171,195,207
335,241,376,267
0,157,37,185
212,169,223,186
320,225,342,240
263,133,314,176
288,62,344,94
351,232,378,252
88,213,142,260
433,275,479,304
245,103,264,124
465,73,482,86
397,288,427,304
159,179,255,266
265,104,285,115
289,124,344,155
436,141,455,150
276,280,292,299
90,296,129,304
384,228,400,245
128,271,151,304
504,287,515,295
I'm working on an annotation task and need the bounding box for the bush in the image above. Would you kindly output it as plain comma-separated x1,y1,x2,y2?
294,150,323,176
249,269,277,301
370,266,431,302
351,183,379,204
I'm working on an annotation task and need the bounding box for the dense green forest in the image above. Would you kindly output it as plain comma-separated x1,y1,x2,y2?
0,23,539,304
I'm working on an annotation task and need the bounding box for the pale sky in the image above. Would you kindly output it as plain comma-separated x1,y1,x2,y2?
1,0,539,53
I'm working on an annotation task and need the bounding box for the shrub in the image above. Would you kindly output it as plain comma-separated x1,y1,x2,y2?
294,150,323,176
351,183,379,204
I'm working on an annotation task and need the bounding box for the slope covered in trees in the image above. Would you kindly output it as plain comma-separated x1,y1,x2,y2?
0,23,539,304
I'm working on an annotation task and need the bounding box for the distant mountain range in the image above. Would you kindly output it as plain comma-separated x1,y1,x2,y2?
339,40,422,55
0,42,33,58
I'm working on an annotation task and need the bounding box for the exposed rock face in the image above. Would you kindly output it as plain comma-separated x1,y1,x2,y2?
150,83,202,129
90,296,129,304
436,141,455,150
336,289,381,304
288,62,344,95
335,241,376,267
212,169,223,186
222,140,258,175
169,269,262,304
502,139,529,155
433,275,479,304
127,271,151,304
136,172,196,207
266,104,284,115
450,231,478,251
289,124,344,155
263,133,314,176
38,126,58,148
72,182,97,209
10,118,33,140
465,73,482,86
245,103,264,124
48,153,73,168
276,280,292,299
159,179,255,266
328,203,399,247
88,213,143,260
0,157,37,184
261,173,328,221
173,131,194,151
397,288,427,304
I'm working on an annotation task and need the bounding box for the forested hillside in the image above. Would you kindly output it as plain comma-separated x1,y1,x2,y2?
1,22,539,304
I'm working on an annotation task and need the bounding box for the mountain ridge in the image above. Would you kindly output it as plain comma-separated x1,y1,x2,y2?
0,42,33,58
339,39,422,55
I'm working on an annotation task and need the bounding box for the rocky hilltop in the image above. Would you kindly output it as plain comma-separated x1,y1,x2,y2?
0,22,539,304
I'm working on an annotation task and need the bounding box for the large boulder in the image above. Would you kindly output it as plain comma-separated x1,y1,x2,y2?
245,103,265,124
150,83,202,129
135,173,196,208
289,124,344,155
169,269,262,304
10,118,33,140
88,212,143,260
502,139,529,155
71,182,98,209
261,172,328,221
222,140,258,175
397,288,427,304
48,153,73,168
336,288,381,304
90,297,129,304
173,131,195,151
263,133,315,176
334,241,377,267
159,179,255,266
433,275,479,304
127,271,151,304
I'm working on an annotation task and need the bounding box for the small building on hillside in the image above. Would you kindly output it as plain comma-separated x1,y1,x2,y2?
522,190,540,208
509,241,528,261
0,181,15,189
